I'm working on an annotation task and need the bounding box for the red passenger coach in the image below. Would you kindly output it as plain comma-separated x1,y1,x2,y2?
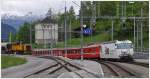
66,45,101,59
32,45,101,59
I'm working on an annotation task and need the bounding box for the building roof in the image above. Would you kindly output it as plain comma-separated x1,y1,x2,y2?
40,16,57,24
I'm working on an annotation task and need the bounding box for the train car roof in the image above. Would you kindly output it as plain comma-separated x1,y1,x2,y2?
101,40,132,44
33,44,100,51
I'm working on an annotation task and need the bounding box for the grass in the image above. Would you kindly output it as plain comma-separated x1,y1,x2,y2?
54,32,110,48
1,55,27,69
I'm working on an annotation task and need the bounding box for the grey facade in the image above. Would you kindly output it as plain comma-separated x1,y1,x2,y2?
35,23,58,44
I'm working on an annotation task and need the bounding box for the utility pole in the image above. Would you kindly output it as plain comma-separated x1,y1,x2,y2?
121,1,124,17
129,1,135,16
64,1,67,58
90,18,92,41
30,24,32,46
69,16,72,44
116,2,119,17
131,2,134,16
121,1,126,17
42,26,44,48
129,2,135,50
80,1,84,61
140,8,143,52
53,24,55,46
72,1,83,60
124,1,126,16
92,3,96,42
29,12,32,46
98,2,99,17
99,2,101,17
42,24,46,49
50,25,53,49
134,17,136,50
137,20,139,52
90,2,93,42
111,20,114,41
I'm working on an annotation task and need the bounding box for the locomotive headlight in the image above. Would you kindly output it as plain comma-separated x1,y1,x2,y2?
121,50,128,56
121,52,126,55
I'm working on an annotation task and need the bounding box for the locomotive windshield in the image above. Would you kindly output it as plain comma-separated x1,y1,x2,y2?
116,43,133,49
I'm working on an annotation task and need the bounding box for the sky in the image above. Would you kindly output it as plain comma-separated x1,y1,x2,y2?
1,0,81,16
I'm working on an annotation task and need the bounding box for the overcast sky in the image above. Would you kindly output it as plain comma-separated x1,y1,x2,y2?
1,0,81,16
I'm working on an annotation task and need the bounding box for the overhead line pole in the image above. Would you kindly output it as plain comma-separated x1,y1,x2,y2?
130,1,136,51
29,12,32,46
80,1,84,61
124,1,126,16
134,17,136,50
64,1,67,58
72,1,83,61
69,15,72,45
93,3,96,42
122,1,124,17
137,20,139,52
30,25,32,45
140,8,143,52
111,20,114,41
50,25,53,50
90,2,93,42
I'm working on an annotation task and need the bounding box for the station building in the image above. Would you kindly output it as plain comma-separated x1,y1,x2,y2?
35,17,58,44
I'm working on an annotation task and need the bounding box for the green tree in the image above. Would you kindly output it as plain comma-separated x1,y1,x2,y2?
80,1,92,17
17,22,35,44
18,22,30,43
68,6,75,21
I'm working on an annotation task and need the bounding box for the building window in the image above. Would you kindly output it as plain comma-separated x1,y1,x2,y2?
43,25,46,28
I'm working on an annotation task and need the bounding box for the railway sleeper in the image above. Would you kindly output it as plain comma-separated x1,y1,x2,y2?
129,61,149,68
105,61,142,77
100,62,122,77
24,63,59,78
48,63,71,74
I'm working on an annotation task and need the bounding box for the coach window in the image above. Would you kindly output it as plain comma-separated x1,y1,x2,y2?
93,48,96,53
75,50,77,54
116,43,133,49
67,50,69,54
68,50,70,54
47,26,49,28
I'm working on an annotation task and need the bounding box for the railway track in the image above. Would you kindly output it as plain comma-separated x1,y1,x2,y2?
24,56,83,78
40,56,101,78
41,56,84,78
126,61,149,68
25,56,100,78
95,60,141,78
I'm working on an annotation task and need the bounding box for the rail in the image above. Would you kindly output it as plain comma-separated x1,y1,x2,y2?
94,60,141,78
